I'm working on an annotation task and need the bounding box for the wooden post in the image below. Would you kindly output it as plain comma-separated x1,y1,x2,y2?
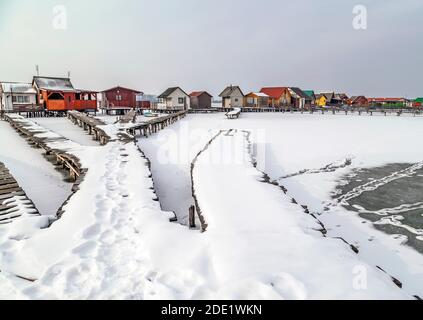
189,205,196,228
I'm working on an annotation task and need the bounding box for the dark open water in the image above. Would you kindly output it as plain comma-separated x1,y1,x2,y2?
334,163,423,254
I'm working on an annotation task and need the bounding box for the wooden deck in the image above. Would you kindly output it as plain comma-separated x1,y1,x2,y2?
68,111,135,144
0,161,40,225
127,110,187,137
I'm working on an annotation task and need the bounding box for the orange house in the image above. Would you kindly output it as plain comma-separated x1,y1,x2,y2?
33,76,97,112
260,87,291,108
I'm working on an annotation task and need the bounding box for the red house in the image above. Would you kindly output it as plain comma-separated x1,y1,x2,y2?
33,76,97,112
348,96,369,107
101,86,143,114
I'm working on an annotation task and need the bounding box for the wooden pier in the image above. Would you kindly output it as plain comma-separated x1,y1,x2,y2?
4,114,83,183
67,111,112,145
313,107,423,117
127,110,187,137
0,161,40,225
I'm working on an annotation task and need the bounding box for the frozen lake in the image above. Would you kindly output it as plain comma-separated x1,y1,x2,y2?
137,112,423,296
335,163,423,254
0,120,73,216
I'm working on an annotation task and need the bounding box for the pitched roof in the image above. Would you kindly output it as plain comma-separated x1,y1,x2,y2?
33,76,75,92
219,86,244,97
158,87,189,99
303,90,315,98
246,92,269,98
259,87,288,99
189,91,213,98
335,93,349,100
350,96,367,103
319,92,335,101
102,86,142,94
415,98,423,103
289,87,310,99
0,82,36,94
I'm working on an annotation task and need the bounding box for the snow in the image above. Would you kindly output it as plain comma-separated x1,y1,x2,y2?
31,118,99,146
138,120,219,223
227,107,241,114
0,120,73,217
0,82,36,94
192,129,407,299
1,112,422,299
136,113,423,298
249,92,269,97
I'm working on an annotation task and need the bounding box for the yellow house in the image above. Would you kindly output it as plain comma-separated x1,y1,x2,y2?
316,95,327,107
316,93,334,107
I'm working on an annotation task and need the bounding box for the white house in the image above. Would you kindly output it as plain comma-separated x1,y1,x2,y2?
219,85,245,108
0,82,38,113
157,87,190,110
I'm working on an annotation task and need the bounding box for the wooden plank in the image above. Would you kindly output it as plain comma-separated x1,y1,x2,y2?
0,178,17,185
0,191,25,201
0,174,14,180
0,183,19,191
0,214,22,222
0,187,22,195
0,204,18,211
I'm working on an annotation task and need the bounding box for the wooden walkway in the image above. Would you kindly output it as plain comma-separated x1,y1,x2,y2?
0,161,40,225
313,107,423,117
67,111,113,145
127,110,187,137
4,115,83,183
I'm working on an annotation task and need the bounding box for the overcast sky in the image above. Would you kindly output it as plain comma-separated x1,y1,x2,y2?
0,0,422,97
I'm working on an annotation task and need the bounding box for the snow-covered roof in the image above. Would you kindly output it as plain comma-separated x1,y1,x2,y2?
33,76,75,92
248,92,269,98
0,82,36,94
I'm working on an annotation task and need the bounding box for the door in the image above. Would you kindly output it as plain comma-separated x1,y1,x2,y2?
64,93,74,110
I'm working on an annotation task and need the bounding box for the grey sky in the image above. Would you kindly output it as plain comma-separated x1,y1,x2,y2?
0,0,422,97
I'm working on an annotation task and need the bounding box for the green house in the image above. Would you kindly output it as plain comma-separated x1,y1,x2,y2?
303,90,315,99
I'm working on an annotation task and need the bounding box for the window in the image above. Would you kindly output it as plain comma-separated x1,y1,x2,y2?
178,97,185,104
235,98,239,102
12,95,29,103
49,93,64,100
116,95,122,101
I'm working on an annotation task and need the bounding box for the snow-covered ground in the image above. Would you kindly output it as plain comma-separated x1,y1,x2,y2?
1,112,422,299
0,120,72,217
192,129,407,299
137,113,423,298
32,118,99,146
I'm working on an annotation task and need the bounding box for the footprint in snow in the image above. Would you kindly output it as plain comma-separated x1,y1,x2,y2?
83,223,102,240
72,241,98,258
